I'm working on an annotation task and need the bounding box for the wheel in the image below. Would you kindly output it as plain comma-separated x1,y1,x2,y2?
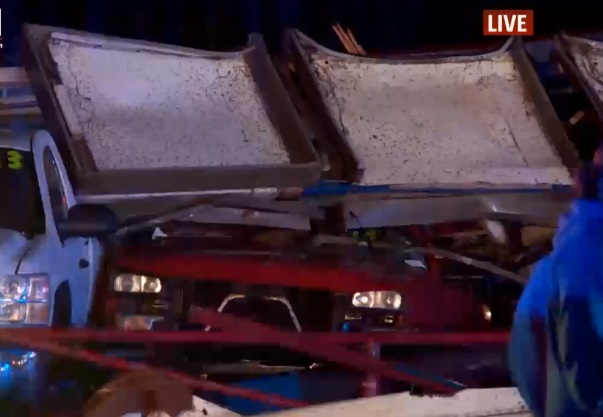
45,281,72,382
40,282,115,412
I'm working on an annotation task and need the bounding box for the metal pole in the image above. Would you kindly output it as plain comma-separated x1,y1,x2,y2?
360,339,380,397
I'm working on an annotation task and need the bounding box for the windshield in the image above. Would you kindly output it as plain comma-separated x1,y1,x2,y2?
0,148,44,236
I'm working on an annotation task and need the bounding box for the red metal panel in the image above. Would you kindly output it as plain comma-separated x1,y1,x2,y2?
115,253,483,330
0,330,305,408
0,308,508,405
397,282,483,330
115,254,422,293
0,328,510,346
190,308,458,394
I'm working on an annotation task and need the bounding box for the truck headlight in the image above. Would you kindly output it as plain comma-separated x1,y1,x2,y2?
352,291,402,310
0,274,50,324
114,274,162,294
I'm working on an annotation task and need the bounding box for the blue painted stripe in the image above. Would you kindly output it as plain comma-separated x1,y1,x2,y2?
303,181,571,197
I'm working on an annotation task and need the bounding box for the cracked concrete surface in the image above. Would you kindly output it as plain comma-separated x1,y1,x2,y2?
309,53,572,187
47,35,290,171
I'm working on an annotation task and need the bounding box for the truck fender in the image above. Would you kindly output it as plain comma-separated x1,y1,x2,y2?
52,280,72,327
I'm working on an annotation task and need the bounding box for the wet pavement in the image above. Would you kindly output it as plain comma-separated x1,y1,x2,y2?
0,351,43,415
0,350,114,415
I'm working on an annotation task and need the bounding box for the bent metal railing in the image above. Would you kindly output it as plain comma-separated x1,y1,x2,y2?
0,308,509,417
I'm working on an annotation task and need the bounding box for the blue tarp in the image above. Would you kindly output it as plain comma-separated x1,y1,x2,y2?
510,197,603,417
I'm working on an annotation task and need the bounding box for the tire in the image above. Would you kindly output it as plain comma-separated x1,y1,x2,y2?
38,280,72,384
52,280,72,328
42,282,112,411
38,282,75,405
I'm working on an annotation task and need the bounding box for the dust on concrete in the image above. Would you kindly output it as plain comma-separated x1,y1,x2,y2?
48,37,290,171
309,52,571,187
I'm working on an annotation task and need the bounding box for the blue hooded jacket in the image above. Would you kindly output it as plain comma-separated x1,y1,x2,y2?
510,199,603,417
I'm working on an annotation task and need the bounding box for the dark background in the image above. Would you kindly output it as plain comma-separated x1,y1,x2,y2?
0,0,602,65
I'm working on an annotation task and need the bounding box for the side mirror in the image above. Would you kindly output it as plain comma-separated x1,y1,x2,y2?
56,204,118,239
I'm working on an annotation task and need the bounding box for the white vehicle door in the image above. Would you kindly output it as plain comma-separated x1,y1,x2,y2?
32,131,92,326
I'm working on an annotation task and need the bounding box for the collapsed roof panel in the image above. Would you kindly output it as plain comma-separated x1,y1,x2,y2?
288,30,575,190
23,25,321,197
47,32,290,170
555,33,603,138
556,34,603,99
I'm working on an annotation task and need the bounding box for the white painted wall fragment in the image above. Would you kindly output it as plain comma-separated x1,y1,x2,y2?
257,388,530,417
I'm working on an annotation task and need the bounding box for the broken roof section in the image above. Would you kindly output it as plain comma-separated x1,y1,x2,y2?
555,33,603,137
287,30,575,190
23,25,321,197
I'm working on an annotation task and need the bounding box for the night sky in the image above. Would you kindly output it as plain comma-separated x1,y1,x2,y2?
0,0,602,65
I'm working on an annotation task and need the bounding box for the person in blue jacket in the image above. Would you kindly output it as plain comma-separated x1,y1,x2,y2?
509,149,603,417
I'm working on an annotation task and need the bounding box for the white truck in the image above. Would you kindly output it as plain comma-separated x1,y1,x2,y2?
0,23,324,330
0,129,115,328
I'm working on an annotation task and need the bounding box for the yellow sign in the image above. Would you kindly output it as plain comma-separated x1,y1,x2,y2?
351,229,378,242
